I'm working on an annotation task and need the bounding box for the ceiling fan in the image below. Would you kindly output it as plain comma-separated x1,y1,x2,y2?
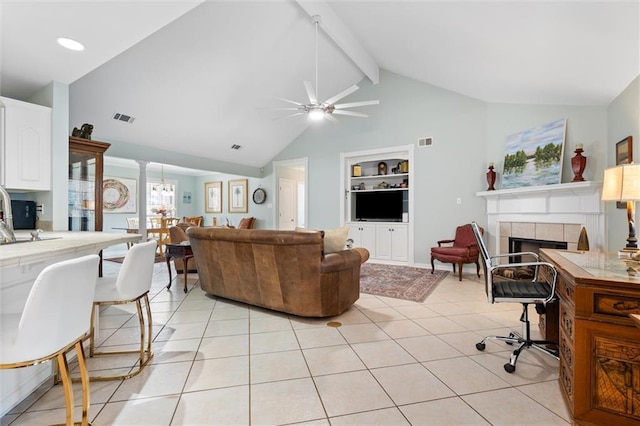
275,15,379,121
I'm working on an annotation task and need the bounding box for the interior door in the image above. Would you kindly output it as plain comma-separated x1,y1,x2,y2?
278,178,296,230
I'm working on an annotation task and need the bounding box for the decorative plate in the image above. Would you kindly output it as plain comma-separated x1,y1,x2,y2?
252,187,266,204
103,178,130,210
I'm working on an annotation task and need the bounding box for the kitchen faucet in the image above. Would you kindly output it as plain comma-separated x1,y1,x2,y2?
0,185,16,244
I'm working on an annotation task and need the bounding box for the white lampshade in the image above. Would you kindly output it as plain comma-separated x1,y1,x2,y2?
601,163,640,201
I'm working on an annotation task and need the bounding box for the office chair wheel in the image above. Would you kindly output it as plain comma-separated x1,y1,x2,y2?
504,363,516,373
505,332,516,345
476,342,486,351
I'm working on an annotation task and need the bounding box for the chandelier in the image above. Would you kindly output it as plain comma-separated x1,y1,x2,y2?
152,165,173,196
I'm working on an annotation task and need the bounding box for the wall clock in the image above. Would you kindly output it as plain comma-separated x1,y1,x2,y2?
252,187,267,204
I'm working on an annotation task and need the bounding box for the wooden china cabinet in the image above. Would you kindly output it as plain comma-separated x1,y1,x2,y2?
68,136,110,232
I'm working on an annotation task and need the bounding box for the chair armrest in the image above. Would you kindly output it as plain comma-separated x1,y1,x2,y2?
321,248,369,273
437,239,455,247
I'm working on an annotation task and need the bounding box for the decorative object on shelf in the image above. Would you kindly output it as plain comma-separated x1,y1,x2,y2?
375,181,389,189
252,187,267,204
486,163,496,191
577,226,590,251
352,164,362,177
103,177,137,213
571,144,587,182
601,163,640,252
359,182,366,190
228,179,248,213
399,160,409,173
377,161,387,175
502,118,566,189
204,181,222,213
71,123,94,139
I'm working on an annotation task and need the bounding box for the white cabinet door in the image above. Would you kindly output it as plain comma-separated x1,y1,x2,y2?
375,224,408,262
1,97,52,190
390,224,408,262
348,223,376,258
375,225,393,260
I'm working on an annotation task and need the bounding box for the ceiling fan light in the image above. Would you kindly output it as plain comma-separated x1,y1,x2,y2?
308,108,325,121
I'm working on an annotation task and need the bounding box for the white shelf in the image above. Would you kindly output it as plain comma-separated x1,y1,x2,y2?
351,188,408,193
351,173,408,180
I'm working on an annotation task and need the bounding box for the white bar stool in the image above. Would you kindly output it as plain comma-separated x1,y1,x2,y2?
1,254,100,426
89,240,157,381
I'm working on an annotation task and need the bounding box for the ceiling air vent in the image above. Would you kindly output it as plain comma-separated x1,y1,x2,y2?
230,144,242,150
112,112,136,124
418,137,433,147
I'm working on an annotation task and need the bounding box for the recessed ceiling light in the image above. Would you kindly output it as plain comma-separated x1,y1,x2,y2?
57,37,85,51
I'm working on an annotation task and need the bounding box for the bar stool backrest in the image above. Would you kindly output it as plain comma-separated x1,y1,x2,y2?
13,254,100,361
116,240,157,300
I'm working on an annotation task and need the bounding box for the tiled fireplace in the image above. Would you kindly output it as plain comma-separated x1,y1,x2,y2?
477,181,604,255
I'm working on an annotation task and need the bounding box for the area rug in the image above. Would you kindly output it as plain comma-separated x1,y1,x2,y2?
360,263,448,302
105,254,166,264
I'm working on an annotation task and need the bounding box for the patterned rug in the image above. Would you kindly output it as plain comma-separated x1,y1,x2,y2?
360,263,448,302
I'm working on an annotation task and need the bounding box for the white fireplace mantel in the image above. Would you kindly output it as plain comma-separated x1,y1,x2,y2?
476,181,605,253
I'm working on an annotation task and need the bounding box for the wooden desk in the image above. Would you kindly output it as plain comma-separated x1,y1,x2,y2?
165,243,194,293
540,249,640,426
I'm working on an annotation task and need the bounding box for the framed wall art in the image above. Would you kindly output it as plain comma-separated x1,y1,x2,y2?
501,118,566,189
205,181,222,213
103,177,137,213
616,136,633,165
228,179,248,213
616,136,633,208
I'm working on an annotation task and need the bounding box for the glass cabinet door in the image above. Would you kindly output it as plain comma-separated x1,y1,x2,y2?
68,137,110,232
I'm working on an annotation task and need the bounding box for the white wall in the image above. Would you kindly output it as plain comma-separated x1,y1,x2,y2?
273,69,615,265
606,75,640,250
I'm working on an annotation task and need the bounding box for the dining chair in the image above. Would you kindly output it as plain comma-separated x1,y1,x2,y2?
1,255,100,426
125,217,139,249
182,215,203,226
89,240,157,380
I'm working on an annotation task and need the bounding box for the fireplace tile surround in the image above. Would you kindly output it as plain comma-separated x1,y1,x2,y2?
477,181,604,255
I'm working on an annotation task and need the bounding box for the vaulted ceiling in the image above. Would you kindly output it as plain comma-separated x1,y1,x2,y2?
2,1,638,169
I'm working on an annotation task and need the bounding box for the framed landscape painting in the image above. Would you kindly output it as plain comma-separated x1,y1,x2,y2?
501,118,566,189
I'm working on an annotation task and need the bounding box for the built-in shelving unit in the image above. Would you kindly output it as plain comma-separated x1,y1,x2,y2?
340,145,414,265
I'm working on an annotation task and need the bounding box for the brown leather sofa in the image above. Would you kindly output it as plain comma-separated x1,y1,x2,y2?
186,227,369,317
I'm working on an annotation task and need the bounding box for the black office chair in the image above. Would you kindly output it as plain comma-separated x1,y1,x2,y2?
471,222,559,373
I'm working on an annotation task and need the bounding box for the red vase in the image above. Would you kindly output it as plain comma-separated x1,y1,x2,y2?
486,165,496,191
571,148,586,182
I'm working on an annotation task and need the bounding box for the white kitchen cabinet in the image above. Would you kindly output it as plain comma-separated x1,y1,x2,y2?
347,223,376,258
375,224,408,262
0,96,52,190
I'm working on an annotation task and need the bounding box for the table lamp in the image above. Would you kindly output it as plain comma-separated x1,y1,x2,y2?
601,163,640,252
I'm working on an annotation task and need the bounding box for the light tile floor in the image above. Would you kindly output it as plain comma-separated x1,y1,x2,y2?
2,251,571,425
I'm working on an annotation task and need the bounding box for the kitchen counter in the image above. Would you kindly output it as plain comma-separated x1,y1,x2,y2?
0,230,140,269
0,230,141,416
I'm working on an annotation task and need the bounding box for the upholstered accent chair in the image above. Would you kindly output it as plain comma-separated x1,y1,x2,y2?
430,223,482,281
237,217,256,229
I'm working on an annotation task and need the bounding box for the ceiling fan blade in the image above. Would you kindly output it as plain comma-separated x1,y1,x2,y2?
332,110,368,118
334,100,380,110
325,113,339,123
276,97,304,106
323,84,359,106
275,112,306,121
303,81,317,105
270,107,302,111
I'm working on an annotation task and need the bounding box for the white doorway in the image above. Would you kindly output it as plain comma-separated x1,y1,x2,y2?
273,158,308,230
278,178,296,230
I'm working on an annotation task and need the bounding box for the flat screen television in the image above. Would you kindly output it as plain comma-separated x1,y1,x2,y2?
355,191,404,222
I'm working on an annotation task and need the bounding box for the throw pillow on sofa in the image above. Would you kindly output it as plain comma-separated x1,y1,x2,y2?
295,226,349,254
322,226,349,254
